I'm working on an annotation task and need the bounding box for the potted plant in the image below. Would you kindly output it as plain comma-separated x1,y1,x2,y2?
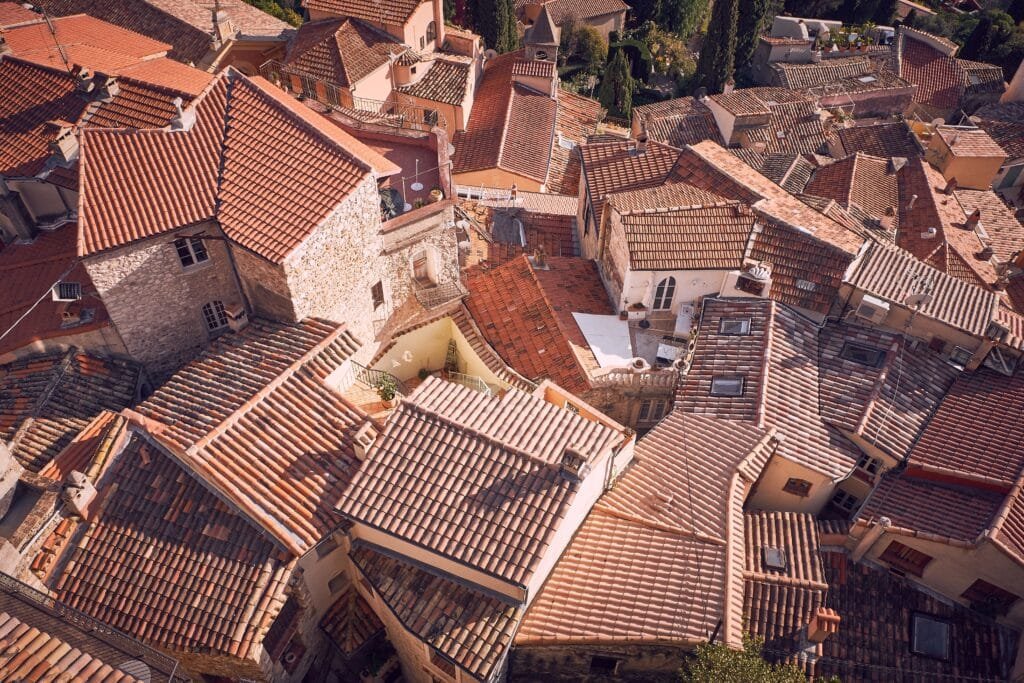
418,367,431,380
375,375,398,408
429,187,443,203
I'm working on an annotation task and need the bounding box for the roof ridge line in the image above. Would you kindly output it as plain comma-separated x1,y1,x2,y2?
755,302,773,430
592,503,728,546
741,571,830,592
187,322,349,455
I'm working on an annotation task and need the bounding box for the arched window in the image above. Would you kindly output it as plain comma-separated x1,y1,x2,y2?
652,276,676,310
426,21,437,44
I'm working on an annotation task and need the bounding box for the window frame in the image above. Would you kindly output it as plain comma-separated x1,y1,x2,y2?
371,281,385,310
856,453,882,476
911,613,951,661
589,655,620,675
718,318,751,335
652,276,676,311
201,300,229,332
174,236,209,269
426,20,437,44
830,488,860,513
783,477,812,497
840,342,887,367
710,375,744,397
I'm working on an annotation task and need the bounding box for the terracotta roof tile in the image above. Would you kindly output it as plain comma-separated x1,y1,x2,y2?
351,541,519,681
514,0,628,23
743,98,836,156
617,202,755,271
548,89,602,195
773,56,873,89
731,150,815,195
897,26,989,114
35,0,292,64
749,221,851,315
465,255,611,392
135,317,366,554
935,125,1006,158
974,101,1024,159
579,138,679,224
339,377,626,585
320,585,384,655
301,0,422,25
0,350,140,472
0,1,39,26
519,412,776,648
78,69,394,261
633,96,723,148
397,57,472,106
834,122,921,158
284,18,401,88
51,435,294,659
954,189,1024,263
804,153,900,227
678,298,860,479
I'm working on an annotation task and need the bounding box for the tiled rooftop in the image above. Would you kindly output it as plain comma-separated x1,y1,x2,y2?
731,150,815,195
339,377,627,586
465,255,611,392
78,68,398,260
935,125,1006,158
834,121,921,158
320,584,384,655
579,138,680,224
301,0,422,25
351,541,520,681
773,55,873,89
513,0,629,23
616,202,755,271
135,317,367,555
50,435,294,660
677,298,861,479
0,350,140,473
973,101,1024,159
283,17,402,88
954,189,1024,263
35,0,292,64
804,153,900,229
397,57,472,106
518,411,777,649
632,96,724,148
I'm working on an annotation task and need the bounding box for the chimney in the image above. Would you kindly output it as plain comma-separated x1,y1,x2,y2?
530,243,548,269
352,422,378,461
635,132,648,155
74,65,95,96
906,193,918,210
943,177,957,194
0,29,9,56
965,208,981,230
91,72,119,102
169,96,196,131
807,607,841,643
46,121,79,164
224,301,248,332
560,447,591,483
213,7,235,45
62,470,97,518
852,516,891,561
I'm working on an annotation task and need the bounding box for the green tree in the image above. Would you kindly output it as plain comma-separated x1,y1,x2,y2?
734,0,771,69
443,0,455,23
575,25,609,73
962,10,1015,61
695,0,738,93
599,49,635,118
873,0,898,25
243,0,301,26
660,0,710,38
680,636,809,683
631,0,662,24
904,8,917,27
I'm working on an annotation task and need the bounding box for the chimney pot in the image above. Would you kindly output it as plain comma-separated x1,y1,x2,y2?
965,208,981,229
62,470,97,518
170,96,196,131
560,447,591,483
907,193,918,210
807,607,841,643
635,133,648,155
224,301,248,332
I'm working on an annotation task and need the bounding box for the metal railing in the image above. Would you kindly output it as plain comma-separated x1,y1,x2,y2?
0,572,184,680
258,60,447,132
414,279,467,310
352,362,409,397
445,371,492,396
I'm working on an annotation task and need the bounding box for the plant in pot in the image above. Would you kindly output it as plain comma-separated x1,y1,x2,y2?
375,375,398,408
429,187,443,202
418,367,431,380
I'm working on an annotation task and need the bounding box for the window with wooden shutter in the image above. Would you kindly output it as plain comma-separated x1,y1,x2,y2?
961,579,1019,616
880,540,933,577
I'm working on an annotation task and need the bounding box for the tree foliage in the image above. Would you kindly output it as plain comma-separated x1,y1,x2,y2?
643,22,697,84
473,0,518,52
680,636,809,683
599,48,636,118
243,0,302,26
696,0,738,93
1010,0,1024,24
734,0,772,70
560,19,608,73
661,0,711,38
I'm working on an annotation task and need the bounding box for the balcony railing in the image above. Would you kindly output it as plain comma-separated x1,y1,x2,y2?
352,362,409,397
258,60,447,132
445,371,493,396
414,279,467,310
591,368,680,389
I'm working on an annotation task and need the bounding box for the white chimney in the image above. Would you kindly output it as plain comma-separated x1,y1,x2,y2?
170,97,196,131
852,516,891,561
224,301,248,332
906,193,918,210
47,122,79,164
560,447,591,483
213,8,235,44
352,422,378,461
92,73,119,102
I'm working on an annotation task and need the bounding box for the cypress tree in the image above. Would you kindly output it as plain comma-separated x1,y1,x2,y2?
734,0,770,70
962,13,994,61
696,0,739,93
599,49,635,119
873,0,898,25
473,0,498,49
497,0,519,52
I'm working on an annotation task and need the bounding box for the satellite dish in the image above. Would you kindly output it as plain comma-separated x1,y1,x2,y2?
484,48,498,61
904,292,934,308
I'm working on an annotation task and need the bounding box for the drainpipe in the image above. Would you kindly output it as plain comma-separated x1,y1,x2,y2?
852,516,891,562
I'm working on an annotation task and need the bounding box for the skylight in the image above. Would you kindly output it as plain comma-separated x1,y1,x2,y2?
710,376,744,397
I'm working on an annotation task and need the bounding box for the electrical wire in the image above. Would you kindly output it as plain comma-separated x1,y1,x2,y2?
0,263,77,346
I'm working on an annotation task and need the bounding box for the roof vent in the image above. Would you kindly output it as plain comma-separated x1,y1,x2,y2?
51,281,82,302
746,262,772,281
560,447,591,483
920,226,937,239
762,546,788,571
353,422,379,461
906,193,918,210
169,96,196,131
889,157,907,172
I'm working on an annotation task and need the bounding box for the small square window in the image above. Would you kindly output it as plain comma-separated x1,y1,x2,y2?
949,346,972,368
315,535,339,559
911,614,950,660
328,572,348,594
710,376,744,397
783,478,811,497
52,282,82,301
856,453,881,475
371,281,385,310
719,318,751,335
831,488,860,513
174,236,209,268
762,546,788,571
840,342,886,367
589,656,619,674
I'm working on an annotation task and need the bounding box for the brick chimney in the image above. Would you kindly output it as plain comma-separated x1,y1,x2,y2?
62,470,97,518
560,447,591,483
224,301,248,332
807,607,841,643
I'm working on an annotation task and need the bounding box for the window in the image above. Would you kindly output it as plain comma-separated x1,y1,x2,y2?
762,546,787,571
638,399,666,423
783,478,812,497
856,453,882,476
174,236,208,268
371,281,385,310
426,20,436,43
419,36,425,49
911,614,950,660
52,282,82,301
328,571,348,594
201,301,228,332
830,488,860,513
880,540,933,577
652,276,676,310
589,656,619,674
949,346,972,368
710,376,744,397
962,579,1020,616
736,274,766,295
410,65,417,75
796,278,817,291
535,50,548,60
424,108,439,126
719,318,751,335
840,342,886,367
315,534,339,559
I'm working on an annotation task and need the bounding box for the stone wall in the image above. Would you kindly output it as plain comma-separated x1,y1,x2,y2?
282,177,388,347
83,223,245,378
233,244,297,322
381,201,460,308
510,643,691,682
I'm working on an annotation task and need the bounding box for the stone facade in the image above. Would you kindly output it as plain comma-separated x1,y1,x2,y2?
510,643,690,682
233,243,298,322
83,222,244,378
381,201,461,307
